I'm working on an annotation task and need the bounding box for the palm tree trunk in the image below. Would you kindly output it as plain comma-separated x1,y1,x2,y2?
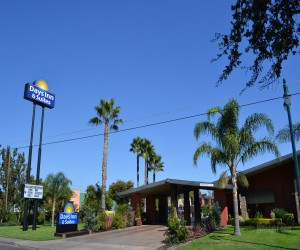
153,170,156,183
51,199,56,227
231,166,241,236
101,123,109,212
137,155,140,187
144,160,147,185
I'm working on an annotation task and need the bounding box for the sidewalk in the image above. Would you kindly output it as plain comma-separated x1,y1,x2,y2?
0,225,167,250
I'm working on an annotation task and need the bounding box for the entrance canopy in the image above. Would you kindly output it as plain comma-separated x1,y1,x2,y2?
117,178,232,197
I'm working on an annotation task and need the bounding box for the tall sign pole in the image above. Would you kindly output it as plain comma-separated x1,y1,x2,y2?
32,106,45,230
283,79,300,206
23,103,36,231
23,80,55,231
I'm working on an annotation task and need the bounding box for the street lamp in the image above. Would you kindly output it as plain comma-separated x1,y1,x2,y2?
283,79,300,206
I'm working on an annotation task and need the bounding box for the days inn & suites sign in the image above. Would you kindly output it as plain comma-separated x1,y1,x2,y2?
24,80,55,109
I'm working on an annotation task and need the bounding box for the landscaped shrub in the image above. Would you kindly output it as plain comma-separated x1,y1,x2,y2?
204,216,216,233
211,202,221,227
270,211,275,219
5,212,19,226
272,208,288,220
83,206,98,232
283,213,294,226
116,204,128,216
165,216,188,244
98,211,107,230
126,205,133,227
202,204,211,217
255,211,263,218
188,224,206,240
38,212,47,225
245,218,282,227
112,212,126,229
164,204,188,244
227,214,234,226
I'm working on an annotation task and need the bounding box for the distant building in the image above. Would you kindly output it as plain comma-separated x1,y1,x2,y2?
70,190,80,211
80,192,86,208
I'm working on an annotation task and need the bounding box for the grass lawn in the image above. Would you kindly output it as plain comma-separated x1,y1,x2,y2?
0,225,57,241
0,223,84,241
179,225,300,250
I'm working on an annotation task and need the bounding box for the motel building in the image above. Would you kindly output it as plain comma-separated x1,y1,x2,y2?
118,151,300,226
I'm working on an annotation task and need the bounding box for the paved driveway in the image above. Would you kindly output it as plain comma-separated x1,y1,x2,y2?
0,225,168,250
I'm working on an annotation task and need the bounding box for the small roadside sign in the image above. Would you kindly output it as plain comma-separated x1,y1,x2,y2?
23,184,43,199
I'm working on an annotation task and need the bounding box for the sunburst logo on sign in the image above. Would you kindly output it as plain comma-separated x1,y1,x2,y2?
35,80,49,91
63,202,75,213
24,79,55,109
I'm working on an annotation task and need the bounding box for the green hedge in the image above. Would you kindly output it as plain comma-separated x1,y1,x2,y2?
246,218,282,226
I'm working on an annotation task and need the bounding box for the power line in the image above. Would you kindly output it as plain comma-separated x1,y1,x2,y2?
10,92,300,150
5,80,300,146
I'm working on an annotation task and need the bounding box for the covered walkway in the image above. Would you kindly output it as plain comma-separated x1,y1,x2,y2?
118,178,231,226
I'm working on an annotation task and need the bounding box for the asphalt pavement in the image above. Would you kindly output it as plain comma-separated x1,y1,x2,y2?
0,225,168,250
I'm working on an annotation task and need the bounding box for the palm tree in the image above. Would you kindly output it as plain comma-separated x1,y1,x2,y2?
150,154,164,183
130,137,143,187
140,138,155,185
276,121,300,143
193,99,280,236
89,98,123,211
44,172,72,227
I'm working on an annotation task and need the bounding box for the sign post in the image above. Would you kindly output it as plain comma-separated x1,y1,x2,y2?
23,80,55,231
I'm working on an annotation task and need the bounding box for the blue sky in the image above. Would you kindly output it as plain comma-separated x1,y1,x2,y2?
1,1,300,193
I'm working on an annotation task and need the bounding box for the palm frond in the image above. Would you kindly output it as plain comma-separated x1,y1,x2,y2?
217,171,229,189
207,107,221,120
216,99,239,144
110,124,119,131
276,122,300,143
239,137,280,165
89,117,102,126
243,113,274,135
130,137,143,153
211,149,228,173
193,121,217,141
236,172,249,188
239,127,255,150
193,142,213,166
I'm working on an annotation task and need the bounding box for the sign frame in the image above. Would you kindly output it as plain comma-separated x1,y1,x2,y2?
23,184,44,199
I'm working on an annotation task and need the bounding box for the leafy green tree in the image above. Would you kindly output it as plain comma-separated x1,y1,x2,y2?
213,1,300,91
276,121,300,143
149,154,164,183
193,99,280,235
130,136,143,187
82,183,113,212
0,146,26,219
89,98,123,211
43,172,72,227
108,180,134,205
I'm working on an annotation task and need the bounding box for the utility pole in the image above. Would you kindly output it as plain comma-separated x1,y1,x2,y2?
283,79,300,206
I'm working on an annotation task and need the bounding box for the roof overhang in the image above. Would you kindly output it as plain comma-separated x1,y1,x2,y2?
117,178,232,197
241,150,300,177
